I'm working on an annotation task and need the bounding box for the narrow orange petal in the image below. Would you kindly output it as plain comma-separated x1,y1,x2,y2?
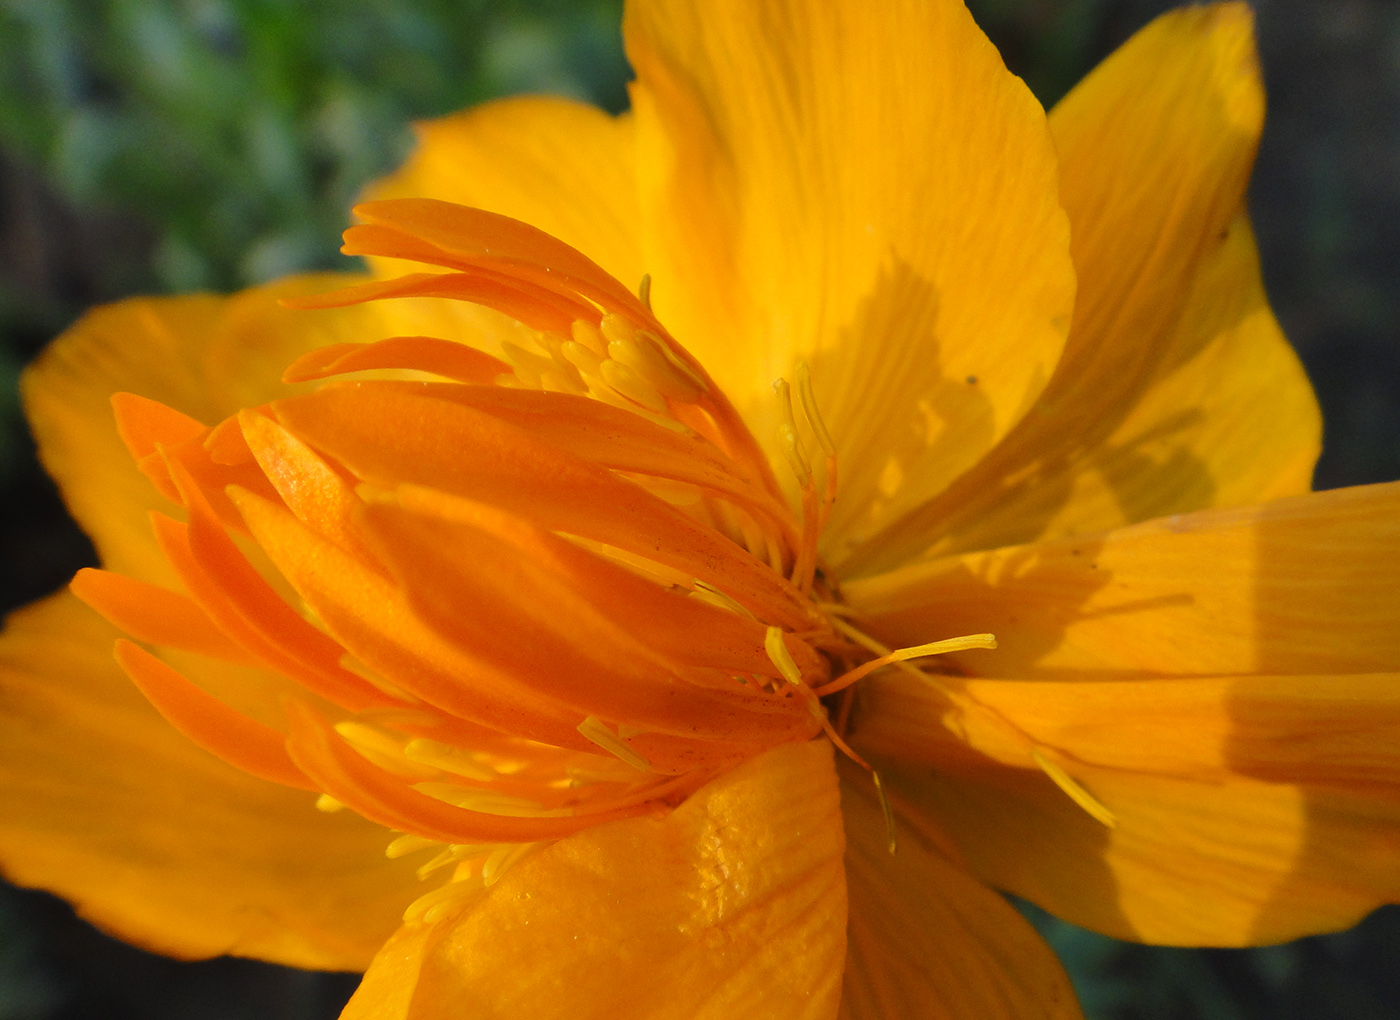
281,337,510,385
70,568,259,666
112,640,313,790
274,384,814,629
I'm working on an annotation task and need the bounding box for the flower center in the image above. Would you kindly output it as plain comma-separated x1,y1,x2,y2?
73,200,1004,910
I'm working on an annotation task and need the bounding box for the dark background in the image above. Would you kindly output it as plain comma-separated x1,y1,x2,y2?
0,1,1396,1017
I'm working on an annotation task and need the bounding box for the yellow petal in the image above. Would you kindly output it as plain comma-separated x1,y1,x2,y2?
362,95,644,292
839,767,1083,1020
0,592,422,969
844,3,1318,570
856,670,1400,944
844,482,1400,679
625,0,1074,555
21,274,479,583
343,740,846,1020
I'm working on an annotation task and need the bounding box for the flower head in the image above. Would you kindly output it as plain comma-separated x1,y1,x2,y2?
3,1,1398,1018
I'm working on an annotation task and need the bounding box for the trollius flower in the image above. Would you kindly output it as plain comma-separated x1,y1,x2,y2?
3,1,1399,1018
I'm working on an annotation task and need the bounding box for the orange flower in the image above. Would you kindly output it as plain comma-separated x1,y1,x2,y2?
2,2,1397,1018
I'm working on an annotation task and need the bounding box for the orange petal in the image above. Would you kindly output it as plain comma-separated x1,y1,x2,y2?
858,671,1400,945
844,482,1400,679
844,5,1319,570
21,275,484,584
0,592,422,969
626,0,1074,555
226,486,590,752
112,640,313,790
358,499,814,746
342,741,846,1020
281,336,510,385
839,767,1083,1020
273,383,814,628
351,199,646,318
361,95,644,291
70,567,259,666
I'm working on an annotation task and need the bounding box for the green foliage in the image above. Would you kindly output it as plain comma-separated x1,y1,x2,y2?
0,0,626,291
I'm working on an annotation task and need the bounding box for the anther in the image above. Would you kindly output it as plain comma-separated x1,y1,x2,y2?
577,715,652,771
813,633,998,697
795,363,836,457
638,273,652,310
386,833,440,859
1030,748,1117,829
763,626,805,687
773,378,813,485
570,319,608,356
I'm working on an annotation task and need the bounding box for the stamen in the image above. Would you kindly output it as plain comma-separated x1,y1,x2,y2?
386,833,440,859
638,273,652,311
827,617,1118,830
796,362,839,533
813,633,998,697
570,319,608,356
1030,749,1118,829
795,363,835,458
602,314,707,403
481,842,538,886
763,626,805,687
599,359,669,413
871,770,898,856
772,379,813,486
403,738,499,781
577,716,652,771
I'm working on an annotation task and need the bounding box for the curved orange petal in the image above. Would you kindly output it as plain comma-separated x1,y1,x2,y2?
342,740,846,1020
0,593,422,969
839,767,1083,1020
20,275,483,584
844,482,1400,679
625,0,1074,553
855,671,1400,945
362,95,643,291
846,3,1318,570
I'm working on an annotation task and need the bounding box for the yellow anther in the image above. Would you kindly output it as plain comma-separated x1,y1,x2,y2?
482,843,537,887
413,783,559,817
638,273,653,310
560,340,604,376
764,625,805,687
386,833,440,859
415,847,465,880
796,362,836,457
610,329,705,403
600,358,669,413
315,794,344,813
1031,749,1117,829
689,580,755,618
773,378,813,485
334,720,439,780
540,368,588,395
570,319,608,356
815,633,997,696
577,715,652,771
599,311,635,348
403,738,498,781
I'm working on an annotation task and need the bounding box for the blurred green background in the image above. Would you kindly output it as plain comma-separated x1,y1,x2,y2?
0,1,1397,1018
